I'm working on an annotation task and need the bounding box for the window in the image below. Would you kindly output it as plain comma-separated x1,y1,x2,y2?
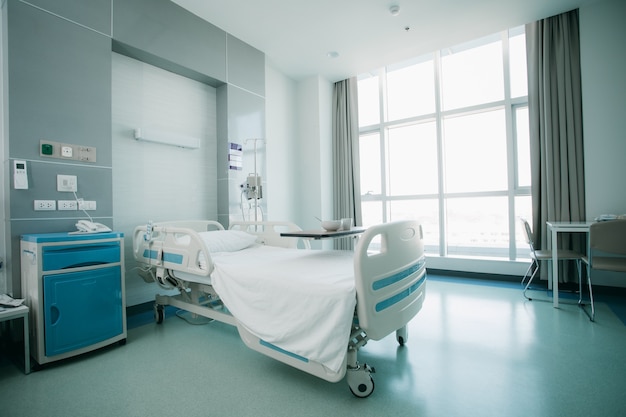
357,28,530,260
387,122,438,196
440,34,504,111
443,109,508,193
357,73,381,127
386,57,436,121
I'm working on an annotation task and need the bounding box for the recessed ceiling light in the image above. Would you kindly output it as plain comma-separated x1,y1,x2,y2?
327,51,339,59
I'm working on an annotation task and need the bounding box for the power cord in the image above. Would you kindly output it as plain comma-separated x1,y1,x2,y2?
73,191,93,222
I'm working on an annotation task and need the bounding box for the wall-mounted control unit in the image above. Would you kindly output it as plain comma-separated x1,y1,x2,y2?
57,175,77,192
13,160,29,189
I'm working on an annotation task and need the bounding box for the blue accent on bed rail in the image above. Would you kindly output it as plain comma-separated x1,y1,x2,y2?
142,249,184,265
260,340,309,363
372,258,425,291
375,274,426,312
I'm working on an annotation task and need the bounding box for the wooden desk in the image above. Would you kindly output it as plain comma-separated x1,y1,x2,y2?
0,304,30,374
280,227,366,240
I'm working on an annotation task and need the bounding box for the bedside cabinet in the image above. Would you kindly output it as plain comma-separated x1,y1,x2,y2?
20,232,127,366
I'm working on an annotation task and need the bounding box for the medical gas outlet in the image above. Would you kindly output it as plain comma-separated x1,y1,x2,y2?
39,140,97,163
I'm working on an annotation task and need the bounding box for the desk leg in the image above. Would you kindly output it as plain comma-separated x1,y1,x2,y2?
551,229,559,308
23,313,30,374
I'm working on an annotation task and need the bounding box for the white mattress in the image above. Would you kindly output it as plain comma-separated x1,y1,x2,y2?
210,245,356,373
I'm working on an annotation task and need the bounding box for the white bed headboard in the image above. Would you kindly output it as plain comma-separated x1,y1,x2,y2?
229,221,311,249
152,220,224,232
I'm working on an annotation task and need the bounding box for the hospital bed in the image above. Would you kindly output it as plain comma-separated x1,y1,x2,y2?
133,220,426,397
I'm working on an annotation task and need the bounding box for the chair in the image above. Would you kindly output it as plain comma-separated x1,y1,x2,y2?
581,219,626,321
520,218,584,303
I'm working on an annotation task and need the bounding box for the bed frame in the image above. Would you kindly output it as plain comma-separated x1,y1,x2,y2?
133,220,426,397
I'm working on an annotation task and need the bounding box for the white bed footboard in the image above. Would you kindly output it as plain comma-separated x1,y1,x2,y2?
354,220,426,341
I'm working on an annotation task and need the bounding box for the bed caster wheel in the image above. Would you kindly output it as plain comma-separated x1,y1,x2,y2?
347,364,375,398
154,305,164,324
396,326,408,346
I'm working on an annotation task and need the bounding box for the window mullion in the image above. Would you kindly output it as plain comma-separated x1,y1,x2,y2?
503,31,517,260
378,69,389,222
434,50,447,257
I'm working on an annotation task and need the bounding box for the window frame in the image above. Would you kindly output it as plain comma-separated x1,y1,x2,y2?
357,27,530,261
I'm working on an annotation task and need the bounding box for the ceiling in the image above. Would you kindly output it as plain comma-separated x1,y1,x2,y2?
172,0,596,83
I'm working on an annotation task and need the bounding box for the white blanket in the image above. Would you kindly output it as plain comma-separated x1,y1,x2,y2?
210,245,356,373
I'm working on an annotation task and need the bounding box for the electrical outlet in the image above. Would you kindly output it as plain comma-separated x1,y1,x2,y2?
78,200,97,211
34,200,56,211
58,200,78,210
61,146,73,158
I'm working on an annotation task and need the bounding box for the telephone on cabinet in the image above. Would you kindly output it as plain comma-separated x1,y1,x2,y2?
75,220,112,233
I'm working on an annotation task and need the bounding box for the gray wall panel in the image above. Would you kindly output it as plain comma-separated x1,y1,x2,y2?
227,34,265,96
22,0,112,35
8,1,112,164
3,0,267,299
216,85,230,226
222,85,266,225
112,0,227,82
9,161,112,220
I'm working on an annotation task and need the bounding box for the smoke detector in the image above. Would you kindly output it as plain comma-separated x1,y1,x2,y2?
389,5,400,16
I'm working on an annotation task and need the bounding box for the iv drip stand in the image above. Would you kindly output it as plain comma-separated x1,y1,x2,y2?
245,138,264,223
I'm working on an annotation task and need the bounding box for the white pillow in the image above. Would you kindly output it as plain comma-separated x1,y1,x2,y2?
198,230,258,253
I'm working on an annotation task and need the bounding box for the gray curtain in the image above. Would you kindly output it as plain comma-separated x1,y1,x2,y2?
526,9,586,281
332,77,362,250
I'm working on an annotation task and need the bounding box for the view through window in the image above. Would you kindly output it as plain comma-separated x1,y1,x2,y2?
357,27,531,260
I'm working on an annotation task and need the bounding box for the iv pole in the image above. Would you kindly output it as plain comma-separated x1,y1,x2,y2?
244,138,264,223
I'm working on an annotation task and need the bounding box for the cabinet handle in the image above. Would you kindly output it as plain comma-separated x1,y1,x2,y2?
49,305,60,326
22,250,37,265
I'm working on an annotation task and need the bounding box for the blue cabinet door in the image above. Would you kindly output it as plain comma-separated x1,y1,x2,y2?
43,266,123,357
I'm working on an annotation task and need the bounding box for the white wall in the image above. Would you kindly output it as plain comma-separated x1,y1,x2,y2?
580,0,626,220
111,53,218,305
293,78,322,232
265,62,298,223
265,73,335,249
580,0,626,287
294,77,334,248
318,79,333,227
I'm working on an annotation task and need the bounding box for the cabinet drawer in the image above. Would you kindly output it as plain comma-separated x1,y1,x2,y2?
42,242,120,271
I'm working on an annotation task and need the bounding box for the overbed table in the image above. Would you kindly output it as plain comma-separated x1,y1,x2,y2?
546,221,594,308
280,227,366,240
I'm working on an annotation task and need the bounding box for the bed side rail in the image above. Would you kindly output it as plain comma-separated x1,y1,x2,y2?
354,220,426,340
133,220,224,276
229,221,310,249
